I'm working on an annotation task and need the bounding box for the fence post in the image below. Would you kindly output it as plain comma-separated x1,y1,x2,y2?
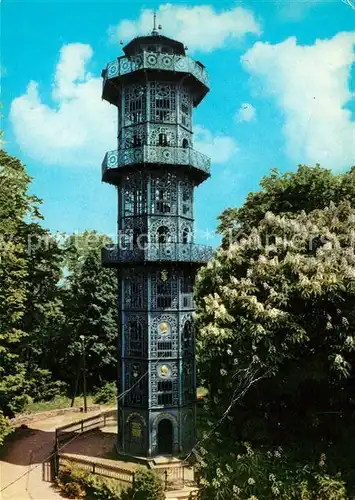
103,414,106,427
164,469,168,491
81,420,84,433
92,463,96,474
182,465,185,484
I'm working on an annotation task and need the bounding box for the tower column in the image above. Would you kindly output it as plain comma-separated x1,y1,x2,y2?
101,28,211,457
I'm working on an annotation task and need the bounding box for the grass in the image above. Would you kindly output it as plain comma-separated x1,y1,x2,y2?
21,394,96,415
20,386,208,415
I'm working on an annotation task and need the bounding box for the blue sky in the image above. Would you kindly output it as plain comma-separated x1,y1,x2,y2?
2,0,355,247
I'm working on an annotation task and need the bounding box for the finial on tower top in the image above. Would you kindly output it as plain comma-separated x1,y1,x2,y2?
152,9,158,36
152,9,162,36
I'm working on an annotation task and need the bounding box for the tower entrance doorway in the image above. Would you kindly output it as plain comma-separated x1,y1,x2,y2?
157,419,173,455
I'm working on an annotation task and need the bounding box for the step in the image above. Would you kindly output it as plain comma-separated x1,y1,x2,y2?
152,456,183,466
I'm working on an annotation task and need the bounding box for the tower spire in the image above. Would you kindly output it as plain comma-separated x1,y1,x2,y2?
152,9,158,36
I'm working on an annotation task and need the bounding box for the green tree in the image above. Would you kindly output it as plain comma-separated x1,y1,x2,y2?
56,232,117,391
0,149,41,416
217,164,355,245
20,222,66,401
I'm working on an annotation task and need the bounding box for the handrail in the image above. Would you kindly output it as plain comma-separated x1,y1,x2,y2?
102,145,211,176
102,242,213,265
104,51,209,88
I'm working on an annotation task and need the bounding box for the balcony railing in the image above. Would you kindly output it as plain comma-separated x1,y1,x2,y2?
102,145,211,177
104,51,209,88
102,243,213,266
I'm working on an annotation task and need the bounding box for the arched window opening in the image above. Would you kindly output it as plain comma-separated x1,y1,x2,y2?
125,277,143,309
181,275,193,308
158,133,168,146
182,138,189,149
133,135,142,147
155,189,171,213
128,321,143,357
181,101,190,128
183,320,193,351
183,361,194,402
156,226,170,244
182,227,190,244
182,185,192,216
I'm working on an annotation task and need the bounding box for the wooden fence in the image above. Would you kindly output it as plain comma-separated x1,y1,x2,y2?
47,408,195,492
58,454,194,491
59,454,134,485
55,409,117,448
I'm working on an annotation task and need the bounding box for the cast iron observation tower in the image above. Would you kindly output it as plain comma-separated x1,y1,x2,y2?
101,24,212,457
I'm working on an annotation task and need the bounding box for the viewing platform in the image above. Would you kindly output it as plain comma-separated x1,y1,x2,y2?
102,145,211,184
102,51,209,106
102,243,213,266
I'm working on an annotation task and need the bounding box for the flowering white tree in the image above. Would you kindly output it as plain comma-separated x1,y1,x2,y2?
195,199,355,498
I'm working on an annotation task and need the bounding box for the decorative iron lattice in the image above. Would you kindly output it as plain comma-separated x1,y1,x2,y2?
101,36,211,456
122,124,148,149
150,313,179,359
124,360,148,406
150,361,179,407
151,270,178,310
122,271,147,309
182,359,195,403
102,145,211,175
150,217,177,243
150,82,177,123
181,314,194,356
122,173,148,217
101,243,213,265
150,172,178,215
149,125,177,146
104,52,209,88
124,84,147,126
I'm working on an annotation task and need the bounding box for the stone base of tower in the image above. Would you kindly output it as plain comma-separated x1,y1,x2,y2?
118,404,196,458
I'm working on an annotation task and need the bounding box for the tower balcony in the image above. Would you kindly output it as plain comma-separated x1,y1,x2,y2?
102,243,213,267
102,145,211,185
102,51,209,106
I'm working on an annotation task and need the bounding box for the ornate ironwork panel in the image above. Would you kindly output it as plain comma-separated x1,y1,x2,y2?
101,243,213,265
102,145,211,176
104,51,209,89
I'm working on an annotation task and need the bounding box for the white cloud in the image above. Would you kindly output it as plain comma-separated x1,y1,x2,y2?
241,32,355,169
235,103,256,122
194,125,238,163
10,43,116,167
108,3,261,52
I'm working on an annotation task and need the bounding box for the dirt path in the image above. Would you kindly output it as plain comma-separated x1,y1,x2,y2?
0,411,103,500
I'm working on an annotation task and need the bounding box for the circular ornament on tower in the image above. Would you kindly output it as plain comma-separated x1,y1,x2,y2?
147,54,158,66
157,364,172,378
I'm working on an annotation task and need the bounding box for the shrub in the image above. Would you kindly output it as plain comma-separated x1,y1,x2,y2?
55,462,122,500
0,411,12,449
121,468,165,500
197,443,349,500
93,382,116,405
60,481,86,498
28,368,67,402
